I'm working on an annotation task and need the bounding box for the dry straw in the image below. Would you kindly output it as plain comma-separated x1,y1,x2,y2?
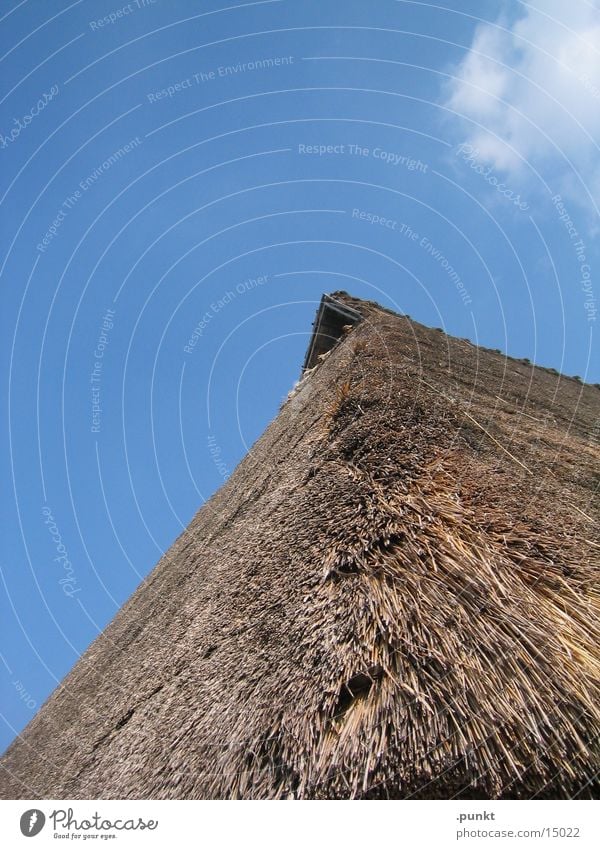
1,293,598,799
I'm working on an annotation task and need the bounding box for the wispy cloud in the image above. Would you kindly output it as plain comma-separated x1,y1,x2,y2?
443,0,600,204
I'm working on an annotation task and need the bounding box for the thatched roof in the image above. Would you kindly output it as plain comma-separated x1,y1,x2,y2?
1,292,599,799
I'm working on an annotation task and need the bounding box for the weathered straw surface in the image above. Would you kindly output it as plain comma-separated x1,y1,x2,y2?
1,292,598,799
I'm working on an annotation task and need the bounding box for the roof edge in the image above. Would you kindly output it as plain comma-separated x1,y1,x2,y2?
303,292,600,390
302,293,363,372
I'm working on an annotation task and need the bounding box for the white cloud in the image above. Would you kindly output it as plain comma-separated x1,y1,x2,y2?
443,0,600,189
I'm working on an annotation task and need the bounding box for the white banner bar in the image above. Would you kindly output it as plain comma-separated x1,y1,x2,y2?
0,799,598,848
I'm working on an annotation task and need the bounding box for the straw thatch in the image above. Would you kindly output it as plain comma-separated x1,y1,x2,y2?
1,292,599,799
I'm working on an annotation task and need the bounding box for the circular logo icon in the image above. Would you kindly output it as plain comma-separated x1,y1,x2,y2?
20,809,45,837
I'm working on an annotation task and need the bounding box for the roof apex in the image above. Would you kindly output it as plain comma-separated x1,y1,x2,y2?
302,292,363,372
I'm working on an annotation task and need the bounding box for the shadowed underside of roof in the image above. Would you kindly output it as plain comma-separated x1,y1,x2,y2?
1,292,599,800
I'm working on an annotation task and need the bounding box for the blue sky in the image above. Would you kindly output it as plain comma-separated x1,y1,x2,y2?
1,0,598,754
